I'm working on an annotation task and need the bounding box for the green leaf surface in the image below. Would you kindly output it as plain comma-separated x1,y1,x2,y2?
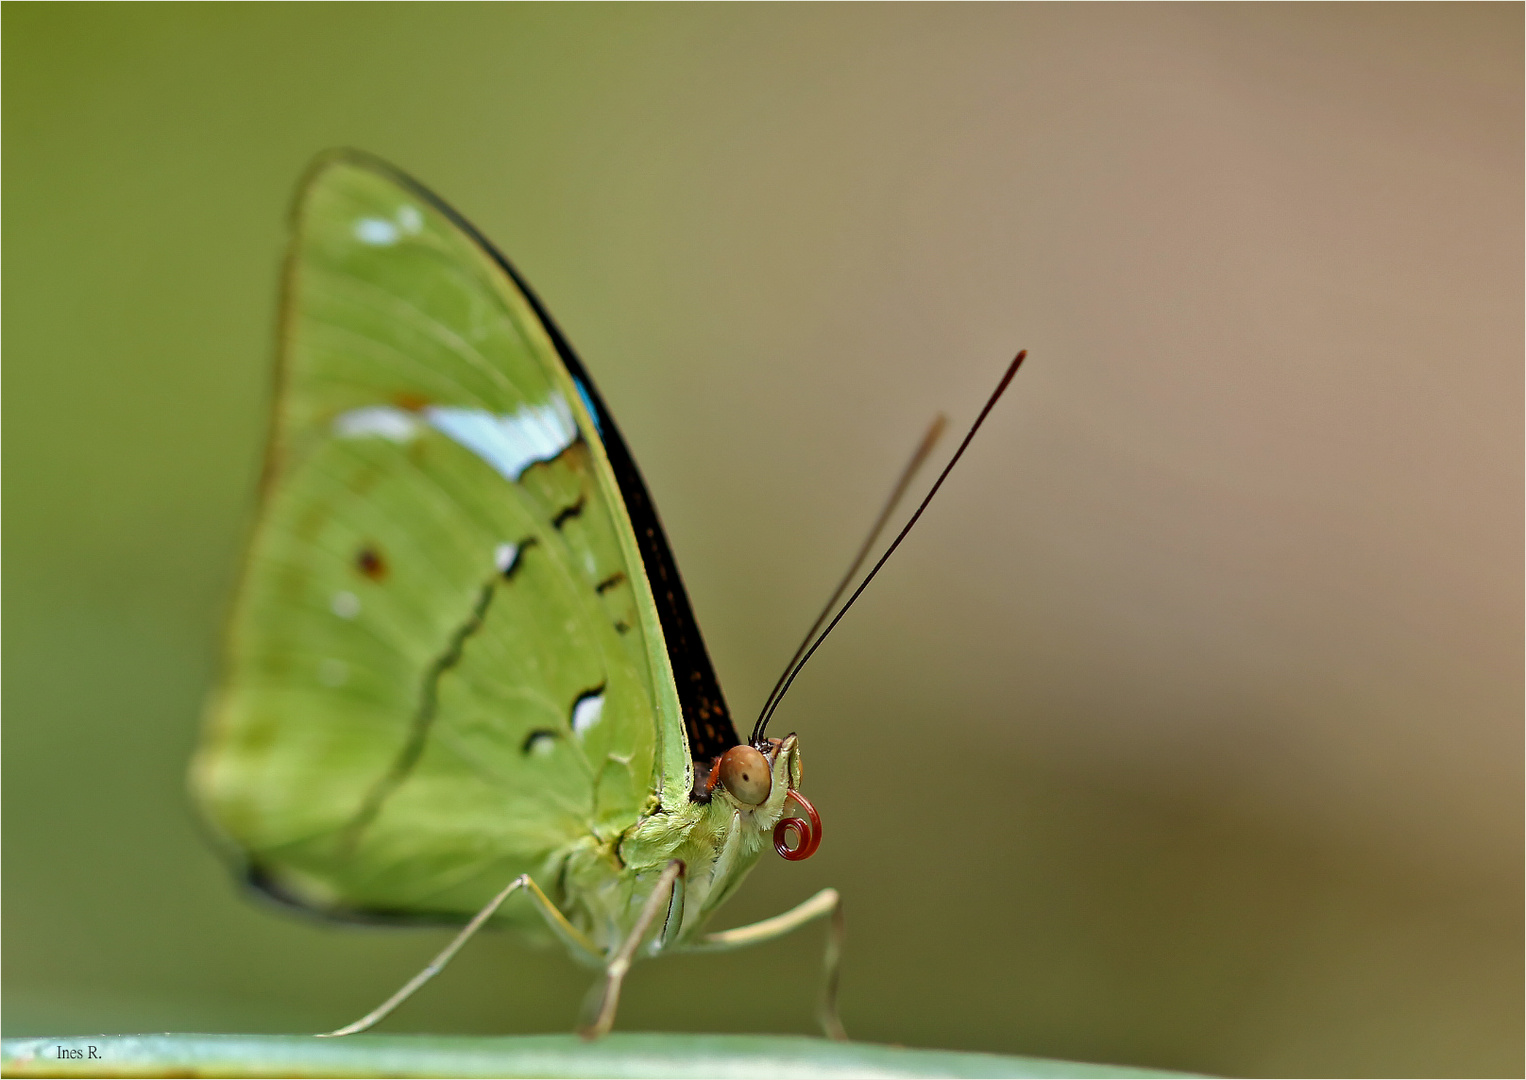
2,1033,1194,1079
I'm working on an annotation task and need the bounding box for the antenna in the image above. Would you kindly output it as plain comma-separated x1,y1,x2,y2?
754,351,1026,742
750,414,948,743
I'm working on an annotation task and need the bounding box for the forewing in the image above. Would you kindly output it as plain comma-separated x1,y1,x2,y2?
193,155,680,920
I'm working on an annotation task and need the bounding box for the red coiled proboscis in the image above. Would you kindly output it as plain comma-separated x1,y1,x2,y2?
773,789,822,861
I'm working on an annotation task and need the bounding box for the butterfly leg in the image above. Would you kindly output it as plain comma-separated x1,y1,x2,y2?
320,873,599,1037
578,858,686,1040
683,887,846,1041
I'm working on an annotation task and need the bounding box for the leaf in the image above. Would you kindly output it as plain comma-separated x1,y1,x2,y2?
2,1033,1196,1078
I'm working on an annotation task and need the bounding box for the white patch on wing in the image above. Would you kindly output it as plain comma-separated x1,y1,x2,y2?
355,218,400,245
333,406,421,442
330,591,361,619
357,204,423,246
424,395,578,481
494,543,520,574
571,692,605,738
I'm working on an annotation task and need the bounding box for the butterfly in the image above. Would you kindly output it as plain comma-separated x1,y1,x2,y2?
190,149,1021,1039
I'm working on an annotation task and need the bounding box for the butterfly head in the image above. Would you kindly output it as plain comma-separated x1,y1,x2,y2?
706,735,821,861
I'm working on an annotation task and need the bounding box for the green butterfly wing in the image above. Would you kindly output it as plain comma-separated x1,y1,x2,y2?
192,153,733,925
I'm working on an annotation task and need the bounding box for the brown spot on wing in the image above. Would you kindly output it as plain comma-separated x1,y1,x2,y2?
356,545,388,581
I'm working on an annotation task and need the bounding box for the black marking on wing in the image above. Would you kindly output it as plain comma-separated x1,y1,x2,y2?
521,728,559,754
569,683,607,728
595,571,626,594
500,536,537,579
339,574,498,851
551,494,586,530
342,153,742,778
614,619,631,634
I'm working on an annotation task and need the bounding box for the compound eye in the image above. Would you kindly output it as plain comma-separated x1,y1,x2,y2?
717,745,771,805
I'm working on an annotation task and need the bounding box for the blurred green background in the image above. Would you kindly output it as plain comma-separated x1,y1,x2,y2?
4,5,1520,1077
